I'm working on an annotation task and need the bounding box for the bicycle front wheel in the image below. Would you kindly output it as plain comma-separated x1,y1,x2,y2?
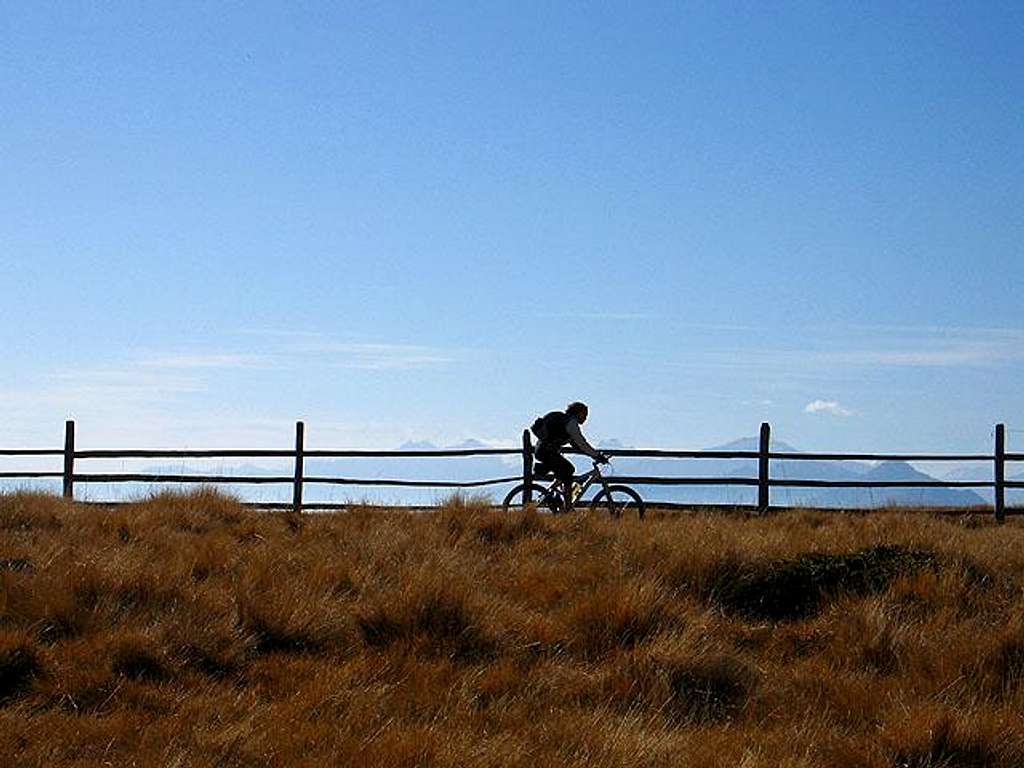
501,483,562,514
591,485,646,519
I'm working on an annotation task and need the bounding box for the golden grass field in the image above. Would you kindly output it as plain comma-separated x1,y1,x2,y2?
2,489,1023,767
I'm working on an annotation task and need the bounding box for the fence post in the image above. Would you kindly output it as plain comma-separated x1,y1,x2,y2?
62,420,75,500
522,429,533,505
995,423,1005,523
293,421,305,514
757,422,770,513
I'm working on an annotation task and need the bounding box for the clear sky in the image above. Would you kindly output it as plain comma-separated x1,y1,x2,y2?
2,2,1022,456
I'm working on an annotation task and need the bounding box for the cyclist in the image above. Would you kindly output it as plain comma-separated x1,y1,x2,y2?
532,401,609,511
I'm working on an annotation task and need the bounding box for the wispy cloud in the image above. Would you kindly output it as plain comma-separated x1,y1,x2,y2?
235,329,336,341
308,343,453,370
816,325,1024,368
804,400,853,417
6,334,457,433
0,365,206,445
815,323,1024,339
659,326,1024,381
32,350,273,410
533,311,658,321
820,342,1022,368
138,353,271,370
233,330,457,370
47,367,203,402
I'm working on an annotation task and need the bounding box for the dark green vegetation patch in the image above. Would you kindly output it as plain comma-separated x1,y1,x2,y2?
666,654,758,723
706,545,937,621
0,639,43,704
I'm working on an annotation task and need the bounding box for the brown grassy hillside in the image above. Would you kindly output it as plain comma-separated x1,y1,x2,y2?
2,489,1023,767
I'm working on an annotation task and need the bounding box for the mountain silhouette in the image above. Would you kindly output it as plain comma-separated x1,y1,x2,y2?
804,460,987,508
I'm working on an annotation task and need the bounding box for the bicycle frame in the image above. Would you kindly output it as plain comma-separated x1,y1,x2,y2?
531,459,613,513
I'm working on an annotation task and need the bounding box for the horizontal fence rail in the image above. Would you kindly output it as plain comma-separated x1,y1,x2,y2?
769,479,994,488
0,421,1020,520
768,451,996,462
70,474,525,489
607,476,761,486
71,448,521,459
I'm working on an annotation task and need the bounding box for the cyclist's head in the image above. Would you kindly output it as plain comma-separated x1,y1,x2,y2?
566,401,589,423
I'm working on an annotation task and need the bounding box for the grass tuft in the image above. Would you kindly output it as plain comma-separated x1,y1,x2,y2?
565,583,669,658
110,635,171,682
890,710,1015,768
237,584,348,655
970,624,1024,699
124,487,248,534
357,586,494,661
604,649,758,724
0,491,66,531
475,507,550,546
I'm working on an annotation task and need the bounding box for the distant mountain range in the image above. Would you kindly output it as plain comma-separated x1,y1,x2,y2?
596,436,988,508
1,436,1003,509
938,463,1024,506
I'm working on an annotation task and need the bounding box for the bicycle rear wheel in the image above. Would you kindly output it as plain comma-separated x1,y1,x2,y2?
591,484,646,519
501,483,563,514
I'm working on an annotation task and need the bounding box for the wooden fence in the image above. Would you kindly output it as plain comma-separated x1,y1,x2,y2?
1,421,1021,520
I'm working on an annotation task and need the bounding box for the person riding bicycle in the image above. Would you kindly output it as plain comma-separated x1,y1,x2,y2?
532,401,609,510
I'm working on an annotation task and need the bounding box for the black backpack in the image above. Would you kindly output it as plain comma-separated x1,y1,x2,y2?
530,411,569,445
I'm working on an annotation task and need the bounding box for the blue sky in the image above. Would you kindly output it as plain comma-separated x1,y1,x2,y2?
2,2,1022,457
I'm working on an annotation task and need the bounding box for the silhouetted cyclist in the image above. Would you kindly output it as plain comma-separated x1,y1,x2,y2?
531,401,609,511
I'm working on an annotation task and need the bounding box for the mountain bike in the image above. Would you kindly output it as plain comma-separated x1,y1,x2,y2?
501,459,646,519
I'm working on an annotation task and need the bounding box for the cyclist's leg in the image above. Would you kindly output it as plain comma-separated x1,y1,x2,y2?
532,445,562,511
550,453,576,512
533,444,555,478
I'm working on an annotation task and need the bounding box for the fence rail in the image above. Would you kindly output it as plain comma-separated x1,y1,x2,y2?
0,421,1019,521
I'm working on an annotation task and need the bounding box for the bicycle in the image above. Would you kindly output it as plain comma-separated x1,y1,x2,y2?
501,458,646,519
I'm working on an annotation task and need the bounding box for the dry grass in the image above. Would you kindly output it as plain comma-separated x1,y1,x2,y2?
2,489,1024,766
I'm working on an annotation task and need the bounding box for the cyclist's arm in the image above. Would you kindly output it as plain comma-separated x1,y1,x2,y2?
566,419,601,460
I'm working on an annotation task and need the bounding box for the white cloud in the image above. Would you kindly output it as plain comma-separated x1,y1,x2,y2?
804,400,852,417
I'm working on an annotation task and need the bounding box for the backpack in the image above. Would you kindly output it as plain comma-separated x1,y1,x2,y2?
530,410,570,445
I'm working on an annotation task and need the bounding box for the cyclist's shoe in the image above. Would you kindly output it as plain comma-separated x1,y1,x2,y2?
570,482,582,502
